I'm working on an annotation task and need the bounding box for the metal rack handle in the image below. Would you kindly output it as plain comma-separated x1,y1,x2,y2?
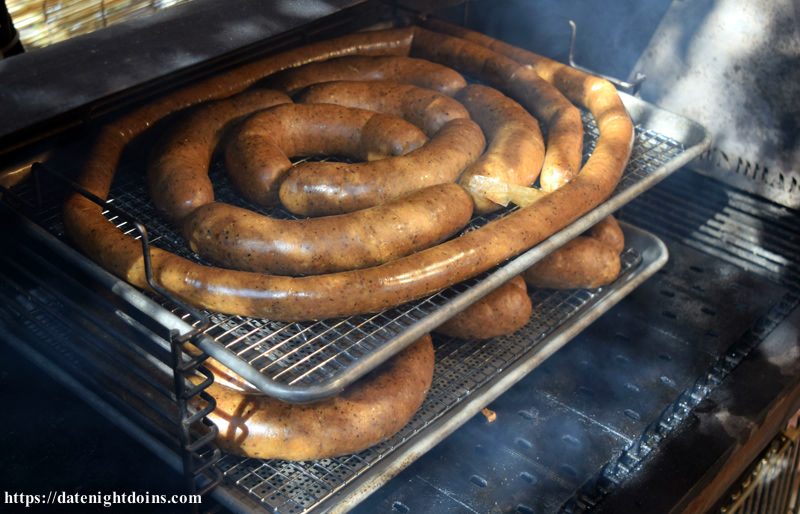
567,20,646,95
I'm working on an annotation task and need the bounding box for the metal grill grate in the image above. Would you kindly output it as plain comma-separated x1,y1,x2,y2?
719,427,800,514
20,104,696,400
215,248,646,513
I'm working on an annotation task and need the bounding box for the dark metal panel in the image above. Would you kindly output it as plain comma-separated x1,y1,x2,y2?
0,0,366,151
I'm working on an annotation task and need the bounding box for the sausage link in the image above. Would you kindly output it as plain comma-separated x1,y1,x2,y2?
147,90,292,223
523,237,621,289
184,184,473,275
279,117,485,216
266,55,466,96
224,103,427,206
410,27,583,192
435,276,531,340
455,84,545,213
587,215,625,254
202,335,434,460
299,80,469,136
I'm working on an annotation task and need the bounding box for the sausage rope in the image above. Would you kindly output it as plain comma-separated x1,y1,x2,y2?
201,335,434,460
63,26,632,321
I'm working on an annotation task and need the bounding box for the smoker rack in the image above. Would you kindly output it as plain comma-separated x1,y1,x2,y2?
210,222,668,514
18,91,708,403
0,204,667,513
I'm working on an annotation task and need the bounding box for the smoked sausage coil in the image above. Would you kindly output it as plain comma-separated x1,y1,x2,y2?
435,276,531,340
201,335,434,460
64,27,630,322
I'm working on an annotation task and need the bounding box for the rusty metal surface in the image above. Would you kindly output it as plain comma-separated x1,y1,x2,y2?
632,0,800,208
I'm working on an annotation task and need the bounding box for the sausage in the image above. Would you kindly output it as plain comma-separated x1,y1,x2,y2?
587,215,625,254
523,216,625,289
298,80,469,136
410,27,584,192
435,276,531,340
85,27,417,209
454,84,545,213
523,236,621,289
271,81,480,216
147,89,292,223
64,27,629,321
265,55,466,96
224,103,428,207
201,335,434,460
184,184,473,275
421,20,634,188
278,117,484,216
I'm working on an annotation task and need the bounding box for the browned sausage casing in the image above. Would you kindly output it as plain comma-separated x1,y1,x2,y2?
523,236,621,290
203,335,434,460
411,27,584,192
224,103,428,207
148,89,293,223
455,84,545,213
278,117,484,216
587,215,625,254
422,20,635,188
184,184,473,275
435,276,531,340
298,80,469,137
266,55,467,96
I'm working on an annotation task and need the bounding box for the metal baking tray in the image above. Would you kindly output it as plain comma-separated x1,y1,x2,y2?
210,222,669,513
14,92,709,403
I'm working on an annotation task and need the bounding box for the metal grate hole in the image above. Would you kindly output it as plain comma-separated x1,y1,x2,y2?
518,409,537,421
614,354,631,364
560,465,579,480
519,472,537,484
624,382,641,393
392,501,410,513
660,376,677,387
516,505,535,514
469,475,488,488
661,310,677,319
701,306,717,316
624,409,642,421
515,437,533,450
659,289,676,298
658,353,672,362
562,434,581,448
690,265,705,273
577,385,593,397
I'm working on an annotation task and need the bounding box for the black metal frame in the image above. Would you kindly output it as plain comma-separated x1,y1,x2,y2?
1,164,223,509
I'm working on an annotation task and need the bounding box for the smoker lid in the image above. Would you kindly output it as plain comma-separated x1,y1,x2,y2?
0,0,365,153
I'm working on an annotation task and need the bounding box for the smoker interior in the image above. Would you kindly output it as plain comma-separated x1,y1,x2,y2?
1,0,799,513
